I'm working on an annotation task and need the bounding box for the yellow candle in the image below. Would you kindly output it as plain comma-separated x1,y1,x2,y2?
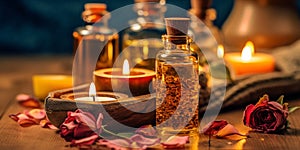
32,75,73,100
224,41,275,76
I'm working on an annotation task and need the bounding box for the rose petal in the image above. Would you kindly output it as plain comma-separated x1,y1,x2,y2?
243,104,255,127
161,136,189,149
26,109,46,120
97,139,131,150
130,134,160,148
202,120,228,135
135,125,157,137
96,113,103,134
40,119,58,130
16,94,40,108
9,113,22,122
216,124,248,139
71,134,99,146
18,118,38,127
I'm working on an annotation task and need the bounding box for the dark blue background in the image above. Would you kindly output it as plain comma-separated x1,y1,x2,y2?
0,0,234,55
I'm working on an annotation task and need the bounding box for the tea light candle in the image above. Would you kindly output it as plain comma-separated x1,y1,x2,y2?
94,59,155,96
74,82,117,102
224,41,275,76
32,75,73,100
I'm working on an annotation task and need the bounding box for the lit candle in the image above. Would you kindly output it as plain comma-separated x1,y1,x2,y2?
224,41,275,76
32,75,73,100
74,82,117,102
93,59,155,96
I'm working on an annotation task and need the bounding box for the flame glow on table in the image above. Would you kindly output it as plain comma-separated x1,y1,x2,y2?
224,41,275,76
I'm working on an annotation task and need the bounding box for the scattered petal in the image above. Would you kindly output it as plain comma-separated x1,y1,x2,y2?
202,120,228,135
40,119,58,130
71,134,99,146
9,113,22,122
161,136,189,149
97,139,130,150
18,118,38,127
16,94,40,108
216,124,248,140
130,134,160,148
26,109,46,120
135,125,157,137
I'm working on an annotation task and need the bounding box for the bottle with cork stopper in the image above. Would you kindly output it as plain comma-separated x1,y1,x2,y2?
155,18,200,140
73,3,119,85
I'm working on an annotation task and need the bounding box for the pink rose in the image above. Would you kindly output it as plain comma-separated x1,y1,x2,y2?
60,109,103,146
243,95,288,133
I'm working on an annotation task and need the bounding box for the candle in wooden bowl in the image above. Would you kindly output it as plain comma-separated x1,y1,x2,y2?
224,41,275,76
60,83,128,102
93,59,155,96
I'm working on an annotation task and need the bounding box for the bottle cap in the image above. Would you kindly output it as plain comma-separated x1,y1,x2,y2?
134,0,160,3
84,3,107,11
165,18,190,36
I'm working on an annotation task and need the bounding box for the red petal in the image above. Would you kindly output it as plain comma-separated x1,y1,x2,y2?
18,119,38,127
135,125,157,137
9,113,22,122
97,139,130,150
130,134,160,148
202,120,228,135
161,136,189,149
16,94,41,108
40,120,58,130
70,134,99,146
243,104,255,126
26,109,46,120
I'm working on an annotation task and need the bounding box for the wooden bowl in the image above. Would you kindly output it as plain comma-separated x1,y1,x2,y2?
45,84,155,131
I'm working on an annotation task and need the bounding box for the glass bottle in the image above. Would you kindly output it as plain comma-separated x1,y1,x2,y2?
73,3,119,85
121,0,166,71
155,18,200,139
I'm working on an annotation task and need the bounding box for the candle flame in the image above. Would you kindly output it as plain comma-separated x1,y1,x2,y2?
89,82,96,97
122,59,130,75
217,45,224,58
241,41,254,61
246,41,255,54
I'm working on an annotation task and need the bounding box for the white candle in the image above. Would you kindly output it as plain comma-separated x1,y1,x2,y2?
74,82,117,102
74,96,116,102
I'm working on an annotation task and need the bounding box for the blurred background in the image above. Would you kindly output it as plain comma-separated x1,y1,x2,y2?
0,0,234,55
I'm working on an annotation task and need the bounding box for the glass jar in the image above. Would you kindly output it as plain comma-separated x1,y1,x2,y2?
155,34,200,138
73,3,119,85
121,0,166,71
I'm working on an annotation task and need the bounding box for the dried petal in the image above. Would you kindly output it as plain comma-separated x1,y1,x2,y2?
40,119,58,130
26,109,46,120
135,125,157,137
71,134,99,146
16,94,40,108
9,113,22,122
202,120,228,135
161,136,189,149
130,134,160,148
216,124,248,140
18,118,38,127
97,139,130,150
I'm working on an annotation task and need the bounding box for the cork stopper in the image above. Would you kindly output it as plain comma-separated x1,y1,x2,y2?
165,18,190,36
84,3,107,12
134,0,160,3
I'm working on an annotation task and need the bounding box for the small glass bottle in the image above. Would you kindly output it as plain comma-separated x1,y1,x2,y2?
155,18,200,139
73,3,119,85
121,0,166,70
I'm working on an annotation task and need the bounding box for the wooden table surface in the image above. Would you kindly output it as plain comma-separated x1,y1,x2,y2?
1,55,300,150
